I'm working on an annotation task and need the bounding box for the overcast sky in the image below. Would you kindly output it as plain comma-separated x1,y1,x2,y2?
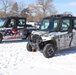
14,0,76,16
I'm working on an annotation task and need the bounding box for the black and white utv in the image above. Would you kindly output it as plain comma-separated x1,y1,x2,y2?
27,14,76,58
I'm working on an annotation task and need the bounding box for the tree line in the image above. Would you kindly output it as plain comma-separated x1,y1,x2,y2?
0,0,72,22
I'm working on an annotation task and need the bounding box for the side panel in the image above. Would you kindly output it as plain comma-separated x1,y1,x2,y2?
0,28,14,40
55,32,72,50
71,29,76,47
59,32,72,50
0,28,25,40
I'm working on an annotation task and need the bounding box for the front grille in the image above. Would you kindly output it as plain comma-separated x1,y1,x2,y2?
31,34,42,43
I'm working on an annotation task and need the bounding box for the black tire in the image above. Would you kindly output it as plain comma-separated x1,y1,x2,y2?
43,44,55,58
26,43,36,52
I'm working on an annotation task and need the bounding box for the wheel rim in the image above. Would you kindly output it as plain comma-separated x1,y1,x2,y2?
47,47,54,56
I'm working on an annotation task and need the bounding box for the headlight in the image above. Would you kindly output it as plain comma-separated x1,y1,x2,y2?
42,36,52,41
42,39,47,41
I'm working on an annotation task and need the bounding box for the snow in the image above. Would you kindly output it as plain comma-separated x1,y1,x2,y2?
0,40,76,75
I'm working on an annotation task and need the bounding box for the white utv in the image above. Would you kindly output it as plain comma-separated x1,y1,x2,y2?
27,14,76,58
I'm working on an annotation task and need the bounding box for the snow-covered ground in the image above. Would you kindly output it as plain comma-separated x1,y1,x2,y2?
0,39,76,75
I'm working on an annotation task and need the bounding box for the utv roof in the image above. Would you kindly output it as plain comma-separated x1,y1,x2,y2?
6,16,26,19
44,14,76,19
0,16,26,19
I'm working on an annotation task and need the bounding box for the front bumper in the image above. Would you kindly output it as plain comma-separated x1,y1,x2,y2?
29,42,40,50
28,34,45,50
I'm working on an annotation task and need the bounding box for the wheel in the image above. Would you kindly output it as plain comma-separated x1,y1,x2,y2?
26,43,36,52
43,44,55,58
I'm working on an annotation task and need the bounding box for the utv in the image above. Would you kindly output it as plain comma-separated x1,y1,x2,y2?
0,16,36,43
27,14,76,58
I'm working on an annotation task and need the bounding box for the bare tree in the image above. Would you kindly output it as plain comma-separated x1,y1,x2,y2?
0,11,5,18
0,0,14,17
18,3,26,16
9,2,19,16
28,0,57,21
20,8,29,18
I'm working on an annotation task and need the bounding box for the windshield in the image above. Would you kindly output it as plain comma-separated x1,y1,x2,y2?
39,19,59,32
0,18,6,27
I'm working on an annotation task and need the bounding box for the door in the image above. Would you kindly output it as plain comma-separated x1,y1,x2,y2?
3,18,16,40
71,18,76,47
16,18,26,38
59,19,73,50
